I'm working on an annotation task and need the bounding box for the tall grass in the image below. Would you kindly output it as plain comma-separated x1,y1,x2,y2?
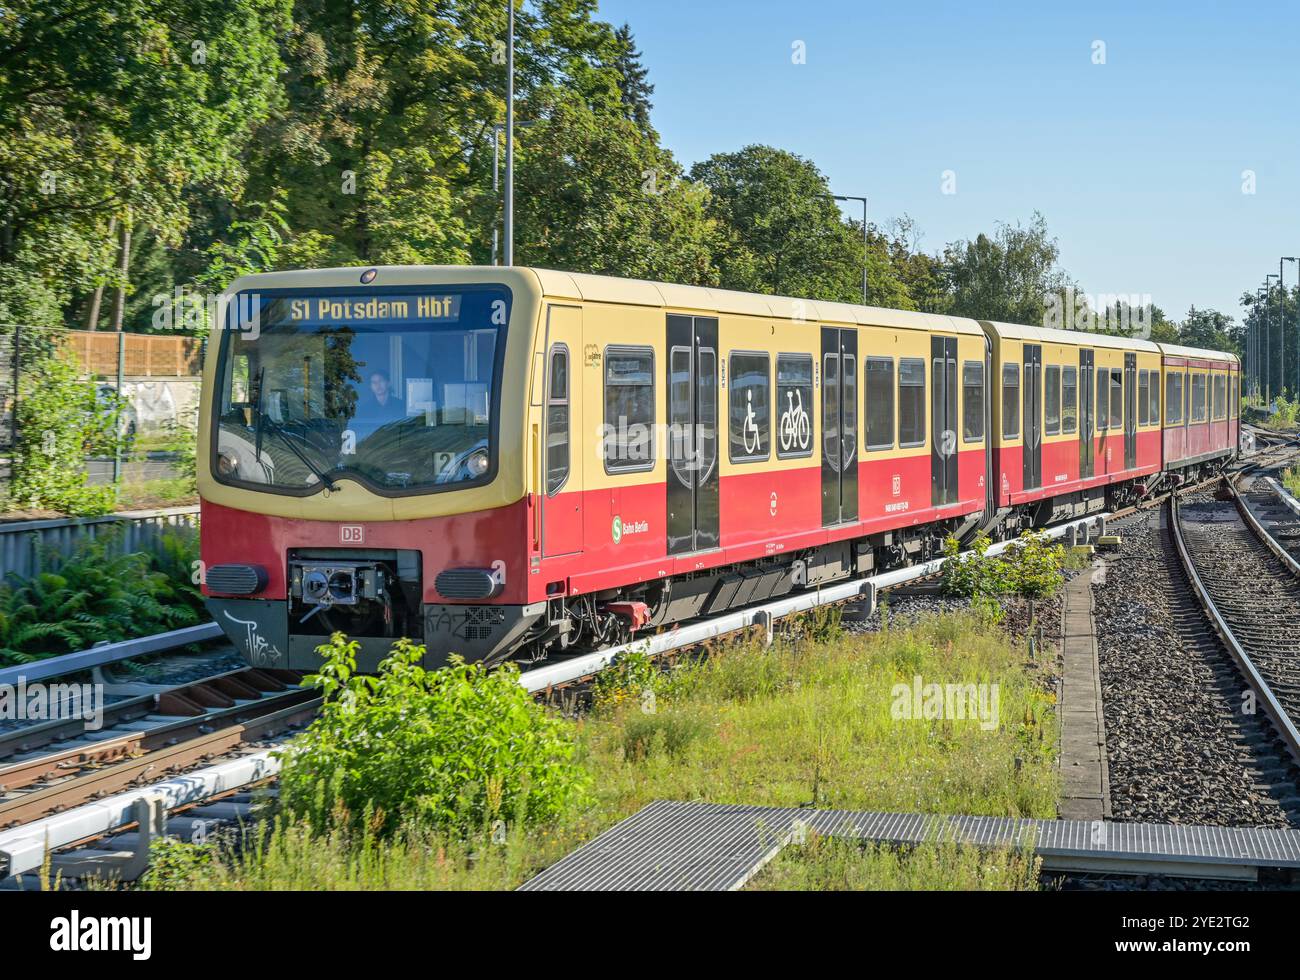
143,611,1059,891
747,834,1043,891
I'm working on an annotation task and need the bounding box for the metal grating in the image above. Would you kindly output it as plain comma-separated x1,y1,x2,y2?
519,800,1300,891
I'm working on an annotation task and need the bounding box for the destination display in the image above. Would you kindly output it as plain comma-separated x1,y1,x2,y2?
284,294,463,324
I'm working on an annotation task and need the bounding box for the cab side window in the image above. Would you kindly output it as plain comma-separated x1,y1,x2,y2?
546,344,569,494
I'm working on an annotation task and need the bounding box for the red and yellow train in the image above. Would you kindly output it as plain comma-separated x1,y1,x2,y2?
197,267,1239,670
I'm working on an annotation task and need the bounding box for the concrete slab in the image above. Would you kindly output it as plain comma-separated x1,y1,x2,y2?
1058,571,1110,821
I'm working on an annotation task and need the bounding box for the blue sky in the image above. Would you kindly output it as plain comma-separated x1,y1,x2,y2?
594,0,1300,321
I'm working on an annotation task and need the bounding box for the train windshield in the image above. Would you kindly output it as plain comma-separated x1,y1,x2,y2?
211,285,509,495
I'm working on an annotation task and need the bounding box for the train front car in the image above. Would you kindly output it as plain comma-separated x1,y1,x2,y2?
198,267,542,672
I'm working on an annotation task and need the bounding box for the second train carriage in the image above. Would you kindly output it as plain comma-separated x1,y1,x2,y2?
197,266,1238,670
979,323,1164,526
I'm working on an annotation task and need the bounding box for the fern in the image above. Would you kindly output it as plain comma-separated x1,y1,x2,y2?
0,526,207,663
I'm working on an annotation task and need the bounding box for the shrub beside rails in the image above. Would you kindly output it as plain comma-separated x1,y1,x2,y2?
277,633,587,839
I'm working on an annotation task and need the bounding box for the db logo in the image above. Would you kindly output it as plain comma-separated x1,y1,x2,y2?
340,525,365,544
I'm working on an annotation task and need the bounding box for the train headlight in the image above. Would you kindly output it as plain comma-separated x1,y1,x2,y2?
467,449,490,477
217,450,240,477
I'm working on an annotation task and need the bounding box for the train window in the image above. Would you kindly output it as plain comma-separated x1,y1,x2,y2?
865,357,895,450
1109,369,1123,430
899,358,926,448
1165,372,1182,424
603,345,655,473
962,360,984,442
775,354,814,458
1191,373,1207,422
1062,366,1078,434
1138,370,1149,426
1231,376,1239,417
728,352,770,462
546,345,570,495
1212,374,1226,420
1148,372,1159,425
1001,362,1019,439
1096,370,1108,430
1045,365,1061,436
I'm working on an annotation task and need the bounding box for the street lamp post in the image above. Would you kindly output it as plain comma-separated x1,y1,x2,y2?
504,0,515,266
492,120,536,265
1267,273,1280,405
833,195,869,305
1285,257,1298,401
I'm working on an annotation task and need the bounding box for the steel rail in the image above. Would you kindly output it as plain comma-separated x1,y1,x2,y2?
0,694,320,830
1168,492,1300,765
1230,477,1300,580
0,622,224,687
0,749,282,879
0,683,314,793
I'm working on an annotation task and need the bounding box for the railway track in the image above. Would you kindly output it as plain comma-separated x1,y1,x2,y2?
0,669,316,828
1170,472,1300,774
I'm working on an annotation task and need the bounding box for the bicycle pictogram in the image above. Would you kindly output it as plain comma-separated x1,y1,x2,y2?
779,389,811,453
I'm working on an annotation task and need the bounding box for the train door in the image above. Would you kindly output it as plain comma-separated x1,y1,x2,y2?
931,335,958,506
1022,344,1042,490
542,304,582,557
666,314,719,555
1124,353,1137,470
1079,349,1095,479
821,326,859,525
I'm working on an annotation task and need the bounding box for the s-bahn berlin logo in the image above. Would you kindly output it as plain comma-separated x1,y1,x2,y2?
611,515,647,544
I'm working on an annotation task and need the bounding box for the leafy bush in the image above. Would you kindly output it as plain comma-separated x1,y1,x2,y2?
591,648,662,713
10,352,119,515
942,530,1065,609
941,532,1008,612
0,529,203,665
278,635,588,839
1003,531,1065,599
139,837,215,891
1267,394,1299,430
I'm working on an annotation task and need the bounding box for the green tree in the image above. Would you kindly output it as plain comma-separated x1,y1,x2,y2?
9,353,117,515
1179,306,1241,356
515,95,716,283
611,23,654,132
0,0,290,323
943,213,1075,326
691,145,908,305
